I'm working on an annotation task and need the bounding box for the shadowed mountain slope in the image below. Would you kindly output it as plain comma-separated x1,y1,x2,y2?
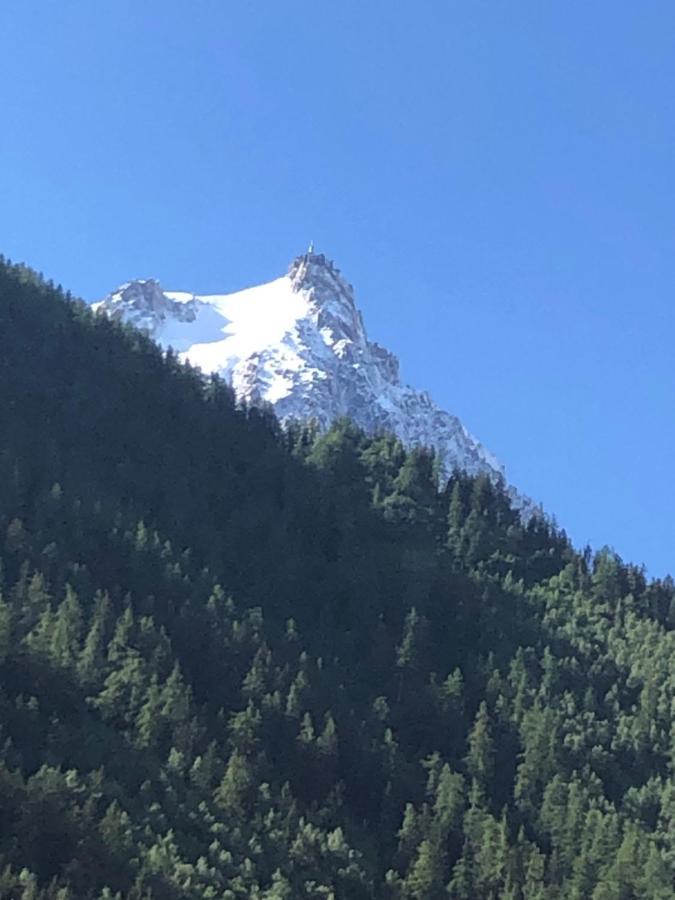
0,256,673,898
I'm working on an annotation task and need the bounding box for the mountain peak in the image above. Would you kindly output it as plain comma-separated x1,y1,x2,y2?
286,248,364,347
94,258,512,491
289,248,353,296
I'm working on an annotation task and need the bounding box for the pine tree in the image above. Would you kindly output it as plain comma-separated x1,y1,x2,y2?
135,676,163,749
214,749,252,814
317,712,338,758
465,702,494,791
404,838,445,900
50,585,83,668
0,593,10,663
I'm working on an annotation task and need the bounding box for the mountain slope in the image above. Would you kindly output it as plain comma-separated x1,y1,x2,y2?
95,250,505,482
1,256,675,898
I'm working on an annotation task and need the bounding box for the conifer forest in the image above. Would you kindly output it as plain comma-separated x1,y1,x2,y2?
1,257,675,898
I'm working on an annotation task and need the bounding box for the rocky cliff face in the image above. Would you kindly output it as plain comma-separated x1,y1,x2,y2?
94,250,508,483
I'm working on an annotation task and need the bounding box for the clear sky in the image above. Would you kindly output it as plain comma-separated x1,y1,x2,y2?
1,1,674,576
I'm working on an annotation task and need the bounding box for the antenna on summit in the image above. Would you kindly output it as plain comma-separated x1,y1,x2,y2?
307,240,314,255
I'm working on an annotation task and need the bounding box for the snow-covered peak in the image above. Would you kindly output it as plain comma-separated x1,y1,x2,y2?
94,250,513,487
92,278,199,332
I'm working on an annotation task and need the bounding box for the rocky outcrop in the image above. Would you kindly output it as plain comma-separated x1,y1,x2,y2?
93,279,199,330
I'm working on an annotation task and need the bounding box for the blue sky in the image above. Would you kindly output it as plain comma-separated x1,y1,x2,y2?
1,1,674,576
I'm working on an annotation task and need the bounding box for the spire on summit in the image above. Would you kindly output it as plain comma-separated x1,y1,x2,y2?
289,247,351,298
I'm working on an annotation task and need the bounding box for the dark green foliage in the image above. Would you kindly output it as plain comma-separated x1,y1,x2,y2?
0,256,674,897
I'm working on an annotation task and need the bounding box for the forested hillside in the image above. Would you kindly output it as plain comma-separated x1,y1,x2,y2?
1,256,674,898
